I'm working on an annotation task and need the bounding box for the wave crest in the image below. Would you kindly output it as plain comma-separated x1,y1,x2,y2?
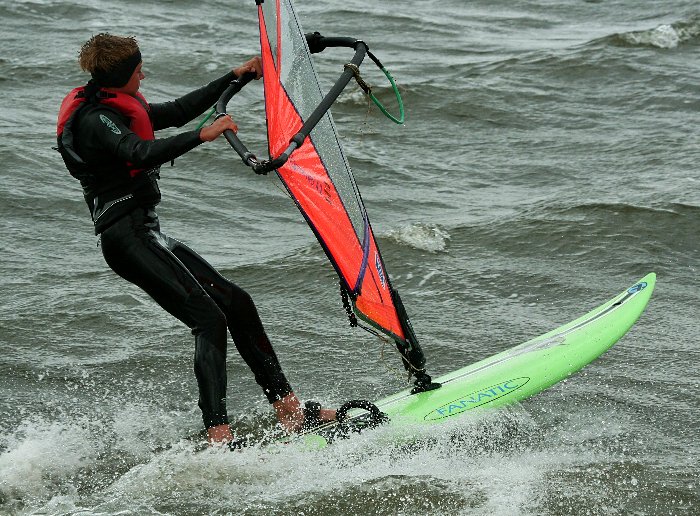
612,16,700,48
387,223,450,253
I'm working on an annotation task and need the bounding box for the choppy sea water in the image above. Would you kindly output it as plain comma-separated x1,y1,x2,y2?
0,0,698,514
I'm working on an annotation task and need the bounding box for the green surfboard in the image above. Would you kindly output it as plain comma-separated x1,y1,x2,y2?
298,273,656,445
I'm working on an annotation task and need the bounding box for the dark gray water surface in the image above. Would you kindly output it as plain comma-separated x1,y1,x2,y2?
0,1,698,514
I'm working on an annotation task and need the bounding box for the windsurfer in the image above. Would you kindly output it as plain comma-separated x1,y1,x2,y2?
57,33,335,447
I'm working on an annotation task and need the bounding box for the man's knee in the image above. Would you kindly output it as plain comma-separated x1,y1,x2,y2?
225,284,260,321
184,290,228,341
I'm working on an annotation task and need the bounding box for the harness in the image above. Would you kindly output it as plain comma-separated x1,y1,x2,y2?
55,82,161,233
56,83,155,180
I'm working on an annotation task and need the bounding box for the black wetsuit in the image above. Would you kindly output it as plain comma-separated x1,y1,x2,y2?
69,72,292,428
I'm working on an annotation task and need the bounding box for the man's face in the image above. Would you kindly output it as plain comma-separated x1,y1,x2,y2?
122,61,144,96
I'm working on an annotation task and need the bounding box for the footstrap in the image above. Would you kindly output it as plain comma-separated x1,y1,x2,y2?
226,437,247,451
336,399,389,434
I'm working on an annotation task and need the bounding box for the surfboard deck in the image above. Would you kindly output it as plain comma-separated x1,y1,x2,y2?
294,273,656,447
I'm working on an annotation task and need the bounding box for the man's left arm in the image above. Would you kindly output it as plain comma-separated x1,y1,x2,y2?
149,71,236,130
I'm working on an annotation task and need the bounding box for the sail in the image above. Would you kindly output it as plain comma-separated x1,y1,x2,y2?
257,0,408,344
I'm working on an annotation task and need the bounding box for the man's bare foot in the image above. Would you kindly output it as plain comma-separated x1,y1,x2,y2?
272,393,336,433
207,423,233,445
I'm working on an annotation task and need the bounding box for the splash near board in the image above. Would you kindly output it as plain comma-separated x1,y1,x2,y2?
214,0,656,446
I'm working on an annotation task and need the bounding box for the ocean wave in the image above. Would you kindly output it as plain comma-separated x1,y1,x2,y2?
608,15,700,49
445,201,699,276
386,223,451,253
560,201,699,217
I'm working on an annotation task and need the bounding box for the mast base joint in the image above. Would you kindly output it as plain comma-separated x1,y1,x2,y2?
410,371,441,394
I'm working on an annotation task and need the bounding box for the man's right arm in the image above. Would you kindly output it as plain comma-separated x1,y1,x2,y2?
81,108,204,168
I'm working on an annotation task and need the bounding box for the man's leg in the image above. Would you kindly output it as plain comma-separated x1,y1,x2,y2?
100,211,231,440
169,239,336,431
169,239,293,401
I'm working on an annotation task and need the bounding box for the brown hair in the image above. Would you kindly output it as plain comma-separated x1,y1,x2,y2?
78,33,140,74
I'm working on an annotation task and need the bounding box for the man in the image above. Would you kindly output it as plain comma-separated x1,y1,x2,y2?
56,33,335,447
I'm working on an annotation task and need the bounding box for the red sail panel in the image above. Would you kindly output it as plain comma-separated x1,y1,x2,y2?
257,0,406,342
